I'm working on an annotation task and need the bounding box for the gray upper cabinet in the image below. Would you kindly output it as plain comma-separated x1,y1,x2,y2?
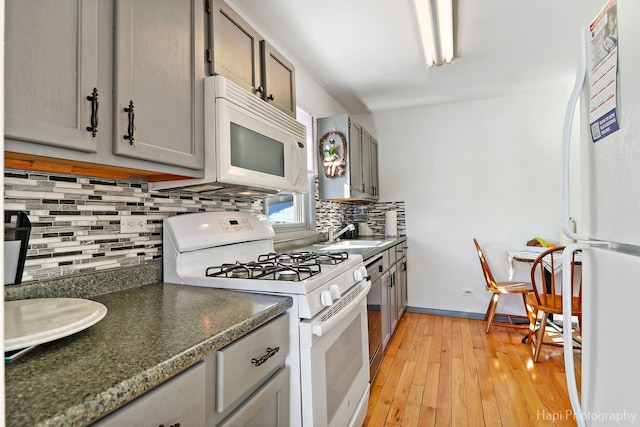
208,0,297,117
356,127,379,201
350,121,365,199
261,41,296,117
367,134,379,199
360,128,373,199
4,0,205,179
5,0,99,153
113,0,205,170
209,0,261,96
317,114,380,202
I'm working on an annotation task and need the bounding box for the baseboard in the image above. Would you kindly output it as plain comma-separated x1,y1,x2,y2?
405,306,485,319
404,306,529,324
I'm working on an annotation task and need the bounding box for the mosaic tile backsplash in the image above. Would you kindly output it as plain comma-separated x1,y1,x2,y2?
4,169,405,284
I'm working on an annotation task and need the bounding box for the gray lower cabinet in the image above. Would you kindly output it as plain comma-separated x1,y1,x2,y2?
210,313,290,426
397,256,408,315
5,0,205,177
92,314,289,426
92,361,207,426
367,242,408,353
388,264,400,335
217,367,289,427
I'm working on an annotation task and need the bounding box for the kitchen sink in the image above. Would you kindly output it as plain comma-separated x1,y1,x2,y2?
312,240,387,250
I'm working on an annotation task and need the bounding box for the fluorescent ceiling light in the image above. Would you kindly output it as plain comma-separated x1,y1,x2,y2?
413,0,454,68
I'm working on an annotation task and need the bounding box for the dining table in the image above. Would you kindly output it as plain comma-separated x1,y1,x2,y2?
506,246,582,345
507,247,583,279
506,247,564,280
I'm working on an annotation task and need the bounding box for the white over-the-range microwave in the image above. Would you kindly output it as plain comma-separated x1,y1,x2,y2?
151,75,308,195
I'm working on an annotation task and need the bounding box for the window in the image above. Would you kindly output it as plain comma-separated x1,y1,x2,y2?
265,107,315,234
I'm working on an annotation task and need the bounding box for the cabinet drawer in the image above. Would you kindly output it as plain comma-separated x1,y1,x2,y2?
385,247,396,266
218,366,290,427
216,314,289,412
92,361,206,426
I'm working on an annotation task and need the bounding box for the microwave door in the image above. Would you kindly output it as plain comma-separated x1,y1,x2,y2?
216,98,307,193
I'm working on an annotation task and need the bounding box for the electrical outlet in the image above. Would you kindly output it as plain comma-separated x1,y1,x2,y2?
462,288,474,296
120,217,148,233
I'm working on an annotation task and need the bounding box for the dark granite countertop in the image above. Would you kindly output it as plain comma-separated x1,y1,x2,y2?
5,283,292,427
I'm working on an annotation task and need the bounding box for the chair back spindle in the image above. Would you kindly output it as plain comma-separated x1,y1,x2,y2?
527,246,582,361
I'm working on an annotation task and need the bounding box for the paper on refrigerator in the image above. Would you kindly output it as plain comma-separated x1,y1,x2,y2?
588,0,619,143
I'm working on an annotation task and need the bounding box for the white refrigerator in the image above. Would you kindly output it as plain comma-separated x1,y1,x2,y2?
561,0,640,425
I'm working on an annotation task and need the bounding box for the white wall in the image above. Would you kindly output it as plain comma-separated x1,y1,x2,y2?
295,67,347,119
364,90,580,315
229,0,583,316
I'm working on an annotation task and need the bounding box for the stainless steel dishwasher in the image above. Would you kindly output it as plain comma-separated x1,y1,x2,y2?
365,254,386,380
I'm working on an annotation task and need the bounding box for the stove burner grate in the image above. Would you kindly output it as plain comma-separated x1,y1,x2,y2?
205,257,324,282
258,251,349,265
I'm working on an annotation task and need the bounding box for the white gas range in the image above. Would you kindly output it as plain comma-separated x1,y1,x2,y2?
163,211,371,427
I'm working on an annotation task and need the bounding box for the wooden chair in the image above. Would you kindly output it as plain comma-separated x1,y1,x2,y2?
473,239,534,333
526,246,582,362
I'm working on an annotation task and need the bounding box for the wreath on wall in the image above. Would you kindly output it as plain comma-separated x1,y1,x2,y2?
319,131,347,178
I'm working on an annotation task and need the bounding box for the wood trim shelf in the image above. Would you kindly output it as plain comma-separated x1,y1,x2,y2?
4,152,197,182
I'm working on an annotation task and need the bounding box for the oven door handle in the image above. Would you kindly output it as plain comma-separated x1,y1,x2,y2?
312,280,371,337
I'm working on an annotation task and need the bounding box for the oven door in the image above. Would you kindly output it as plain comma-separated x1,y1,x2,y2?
299,280,371,427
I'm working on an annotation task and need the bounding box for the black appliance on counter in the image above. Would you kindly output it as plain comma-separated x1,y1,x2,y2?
4,211,31,285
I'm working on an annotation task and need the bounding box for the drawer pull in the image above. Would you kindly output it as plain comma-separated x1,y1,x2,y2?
251,346,279,367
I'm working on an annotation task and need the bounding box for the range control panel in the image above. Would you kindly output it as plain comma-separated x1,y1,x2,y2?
219,218,253,232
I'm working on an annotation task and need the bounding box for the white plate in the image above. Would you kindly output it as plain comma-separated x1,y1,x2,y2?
4,298,107,351
524,246,548,253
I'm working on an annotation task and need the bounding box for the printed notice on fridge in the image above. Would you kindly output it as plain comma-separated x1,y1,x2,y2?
588,0,619,143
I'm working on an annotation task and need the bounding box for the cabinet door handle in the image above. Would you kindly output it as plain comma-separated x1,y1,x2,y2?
86,88,99,137
123,100,136,145
267,94,275,101
251,346,279,367
254,86,264,94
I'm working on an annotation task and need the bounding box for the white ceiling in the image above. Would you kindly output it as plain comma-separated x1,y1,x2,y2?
229,0,608,114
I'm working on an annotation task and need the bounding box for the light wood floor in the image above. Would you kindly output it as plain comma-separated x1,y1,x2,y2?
364,312,582,427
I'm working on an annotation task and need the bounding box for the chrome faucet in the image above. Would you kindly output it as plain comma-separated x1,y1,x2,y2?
328,223,355,242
